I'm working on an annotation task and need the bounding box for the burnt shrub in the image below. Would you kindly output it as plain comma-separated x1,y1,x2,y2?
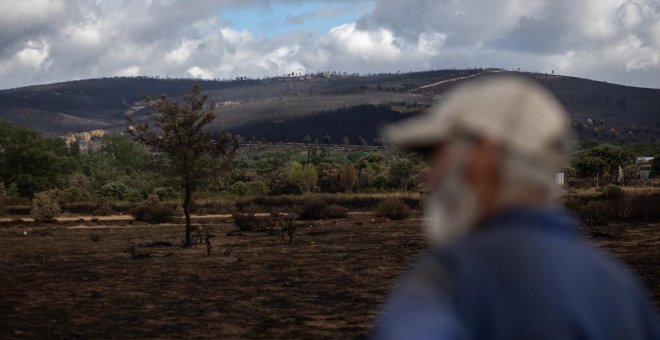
321,204,349,219
626,193,660,221
233,213,269,231
601,184,624,201
130,202,175,224
94,203,115,216
375,199,411,220
216,200,236,214
576,200,612,226
298,199,328,220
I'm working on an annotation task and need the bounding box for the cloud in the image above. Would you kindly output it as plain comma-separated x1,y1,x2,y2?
0,0,658,89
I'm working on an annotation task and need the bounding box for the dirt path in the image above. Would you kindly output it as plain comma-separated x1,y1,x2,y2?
412,70,501,91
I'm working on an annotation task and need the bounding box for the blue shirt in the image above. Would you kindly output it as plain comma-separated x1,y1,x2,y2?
373,207,660,340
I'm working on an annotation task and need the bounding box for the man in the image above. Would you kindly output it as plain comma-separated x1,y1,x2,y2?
372,76,659,339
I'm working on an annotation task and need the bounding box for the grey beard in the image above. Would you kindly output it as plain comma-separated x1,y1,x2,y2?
423,144,480,246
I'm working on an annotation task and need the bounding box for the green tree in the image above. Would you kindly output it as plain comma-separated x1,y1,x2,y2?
127,85,238,246
578,144,633,174
389,159,415,191
99,134,150,174
573,156,608,178
342,136,350,146
288,161,318,194
0,121,79,197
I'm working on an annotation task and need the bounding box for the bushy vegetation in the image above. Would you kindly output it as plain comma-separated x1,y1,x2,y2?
130,199,177,224
570,141,660,185
0,120,176,204
232,213,269,232
375,199,411,220
30,190,62,222
565,190,660,225
297,199,350,220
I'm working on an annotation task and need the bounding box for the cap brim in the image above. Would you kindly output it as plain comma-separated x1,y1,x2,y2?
381,115,451,152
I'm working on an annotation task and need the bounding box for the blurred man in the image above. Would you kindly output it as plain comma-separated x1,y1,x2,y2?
373,77,659,339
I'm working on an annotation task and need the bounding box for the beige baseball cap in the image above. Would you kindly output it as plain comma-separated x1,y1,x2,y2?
383,76,571,166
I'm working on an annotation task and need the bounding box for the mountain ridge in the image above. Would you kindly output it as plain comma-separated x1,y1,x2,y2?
1,69,658,142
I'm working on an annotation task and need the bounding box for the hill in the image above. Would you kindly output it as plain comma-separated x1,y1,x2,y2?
1,69,659,143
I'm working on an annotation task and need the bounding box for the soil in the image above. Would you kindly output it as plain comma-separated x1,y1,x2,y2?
0,214,657,339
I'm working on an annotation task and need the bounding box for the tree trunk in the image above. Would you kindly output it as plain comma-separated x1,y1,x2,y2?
183,180,193,247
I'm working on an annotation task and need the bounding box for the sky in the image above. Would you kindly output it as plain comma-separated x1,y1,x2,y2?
0,0,659,89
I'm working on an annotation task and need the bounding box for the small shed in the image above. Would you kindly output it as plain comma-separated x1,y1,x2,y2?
635,157,654,181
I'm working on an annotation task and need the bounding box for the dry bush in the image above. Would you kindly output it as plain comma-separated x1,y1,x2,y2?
232,213,269,231
375,199,411,220
30,191,61,223
321,204,349,219
576,200,611,226
130,202,175,224
298,199,328,220
566,190,660,225
94,203,115,216
601,184,624,201
216,200,236,214
278,217,297,244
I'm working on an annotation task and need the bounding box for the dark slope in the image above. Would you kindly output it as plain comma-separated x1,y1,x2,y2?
0,69,658,141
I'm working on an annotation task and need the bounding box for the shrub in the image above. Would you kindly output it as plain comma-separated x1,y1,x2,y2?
321,204,349,219
94,203,115,216
601,184,624,201
31,190,62,222
375,199,411,220
130,202,175,223
233,213,269,231
298,199,327,220
245,181,268,196
216,200,236,214
570,200,611,226
63,187,90,203
229,181,269,196
152,187,177,201
99,181,131,201
229,181,249,196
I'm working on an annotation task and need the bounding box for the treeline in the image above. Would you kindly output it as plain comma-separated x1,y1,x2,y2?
2,119,659,209
0,120,427,207
0,120,174,205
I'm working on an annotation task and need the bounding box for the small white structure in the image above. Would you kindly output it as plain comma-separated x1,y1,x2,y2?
555,172,565,186
636,157,654,181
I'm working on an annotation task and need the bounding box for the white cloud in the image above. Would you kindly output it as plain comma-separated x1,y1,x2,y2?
115,65,140,77
0,0,659,89
165,40,196,64
187,66,213,79
16,40,50,70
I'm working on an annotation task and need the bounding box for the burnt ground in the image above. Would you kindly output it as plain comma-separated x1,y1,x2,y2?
0,214,657,339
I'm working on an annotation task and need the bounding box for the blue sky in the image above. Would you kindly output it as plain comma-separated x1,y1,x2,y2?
219,1,375,37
